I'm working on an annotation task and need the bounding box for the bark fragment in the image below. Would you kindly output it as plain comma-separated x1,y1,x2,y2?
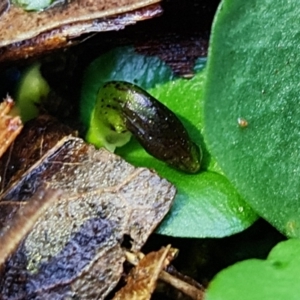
0,1,162,62
0,114,75,194
0,97,23,159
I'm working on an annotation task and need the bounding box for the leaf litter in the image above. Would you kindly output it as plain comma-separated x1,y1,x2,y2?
124,248,205,300
0,96,23,159
113,245,177,300
0,114,74,194
0,115,179,299
0,0,162,62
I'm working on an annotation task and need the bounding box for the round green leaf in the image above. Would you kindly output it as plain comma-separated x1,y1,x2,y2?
16,63,50,122
204,0,300,237
156,171,256,237
206,239,300,300
80,47,257,238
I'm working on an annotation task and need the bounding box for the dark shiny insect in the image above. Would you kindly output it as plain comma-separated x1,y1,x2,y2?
94,81,201,173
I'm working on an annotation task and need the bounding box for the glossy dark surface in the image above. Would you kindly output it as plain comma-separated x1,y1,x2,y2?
101,81,202,173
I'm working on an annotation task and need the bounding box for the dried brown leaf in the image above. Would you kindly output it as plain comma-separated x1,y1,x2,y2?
0,1,162,62
125,250,205,300
0,121,176,298
0,115,75,194
0,97,23,159
113,246,176,300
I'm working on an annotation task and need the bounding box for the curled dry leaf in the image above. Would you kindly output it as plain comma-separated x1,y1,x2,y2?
113,245,177,300
0,116,176,299
0,114,75,194
0,0,162,62
0,96,23,159
125,250,205,300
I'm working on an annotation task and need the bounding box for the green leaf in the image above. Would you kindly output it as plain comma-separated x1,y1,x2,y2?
80,47,257,238
16,63,50,122
203,0,300,238
157,171,256,237
12,0,53,11
205,239,300,300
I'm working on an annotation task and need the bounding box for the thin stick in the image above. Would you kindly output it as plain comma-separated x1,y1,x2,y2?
159,270,204,300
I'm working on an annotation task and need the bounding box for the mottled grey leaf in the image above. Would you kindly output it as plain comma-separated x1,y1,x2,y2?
0,121,175,299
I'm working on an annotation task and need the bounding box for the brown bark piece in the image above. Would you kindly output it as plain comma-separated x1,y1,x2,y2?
0,97,23,159
0,115,75,194
0,1,162,62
